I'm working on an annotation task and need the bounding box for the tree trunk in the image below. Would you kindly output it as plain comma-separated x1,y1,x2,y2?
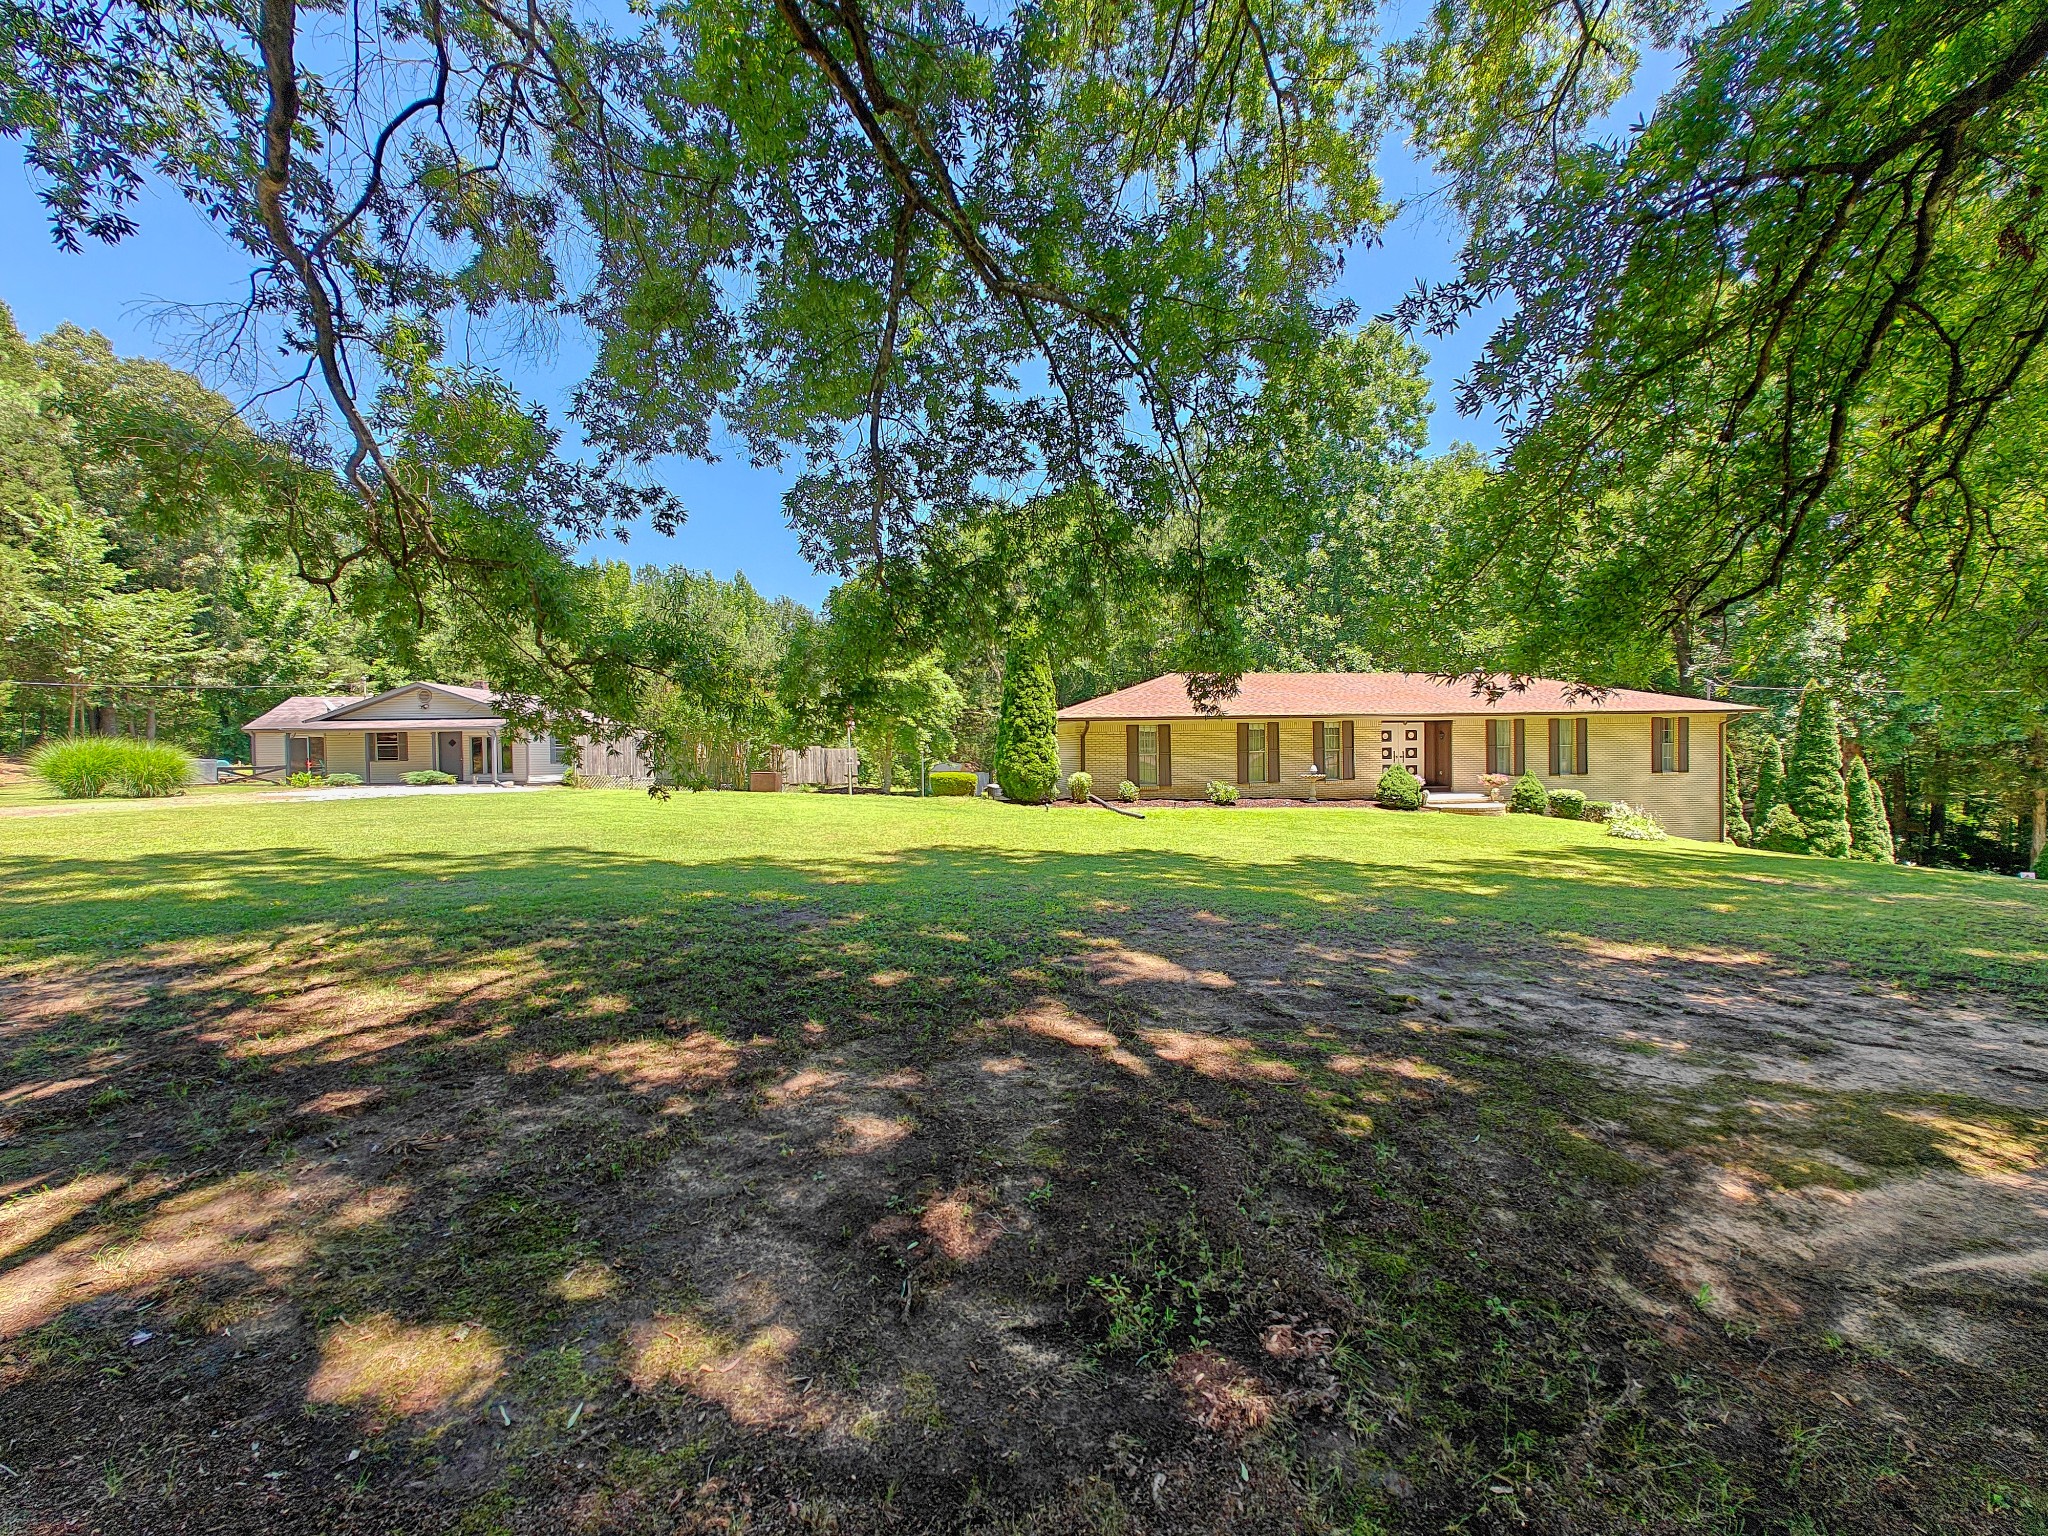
146,706,158,741
92,703,119,736
2032,786,2045,868
878,729,894,795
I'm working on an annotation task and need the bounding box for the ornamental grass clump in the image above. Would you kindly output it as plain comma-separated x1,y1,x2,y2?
33,738,193,799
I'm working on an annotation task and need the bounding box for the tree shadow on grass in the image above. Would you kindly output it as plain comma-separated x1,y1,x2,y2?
2,835,2047,1532
1,833,2042,991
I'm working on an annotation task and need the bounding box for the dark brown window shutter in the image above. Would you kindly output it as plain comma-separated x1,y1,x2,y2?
1575,718,1588,775
1266,721,1281,782
1311,720,1325,774
1677,717,1690,772
1512,719,1525,775
1340,720,1354,779
1485,718,1499,767
1651,717,1665,772
1126,723,1139,785
1548,719,1562,775
1237,722,1250,784
1158,724,1172,787
400,733,410,762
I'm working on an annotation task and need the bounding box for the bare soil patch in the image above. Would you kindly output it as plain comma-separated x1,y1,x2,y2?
2,902,2043,1533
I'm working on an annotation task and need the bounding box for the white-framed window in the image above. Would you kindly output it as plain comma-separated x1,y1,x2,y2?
547,735,568,765
374,732,407,762
1322,722,1343,777
1549,719,1589,775
1653,716,1690,773
1137,724,1160,788
1247,722,1268,783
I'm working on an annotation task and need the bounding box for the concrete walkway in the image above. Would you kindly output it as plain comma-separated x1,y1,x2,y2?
0,782,545,819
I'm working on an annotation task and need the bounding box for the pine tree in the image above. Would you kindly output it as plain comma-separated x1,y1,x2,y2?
1846,756,1894,862
1785,682,1851,857
1751,733,1786,826
1724,750,1751,845
994,637,1060,803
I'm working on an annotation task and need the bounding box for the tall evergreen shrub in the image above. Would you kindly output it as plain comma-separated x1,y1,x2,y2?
1724,752,1751,846
994,638,1060,803
1845,756,1894,863
1751,734,1786,826
1785,682,1851,858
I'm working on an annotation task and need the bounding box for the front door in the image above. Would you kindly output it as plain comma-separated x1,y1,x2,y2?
1423,721,1452,789
1379,720,1426,779
438,733,461,777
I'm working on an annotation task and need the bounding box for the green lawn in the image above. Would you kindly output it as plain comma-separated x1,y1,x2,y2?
3,790,2045,1535
3,787,2042,992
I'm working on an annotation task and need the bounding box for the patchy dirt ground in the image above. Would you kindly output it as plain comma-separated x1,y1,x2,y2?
3,901,2045,1534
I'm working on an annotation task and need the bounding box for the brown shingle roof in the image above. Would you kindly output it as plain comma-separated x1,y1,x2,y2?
1056,672,1751,720
241,695,365,732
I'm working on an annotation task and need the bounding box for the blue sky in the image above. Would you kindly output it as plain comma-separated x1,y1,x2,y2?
0,52,1676,607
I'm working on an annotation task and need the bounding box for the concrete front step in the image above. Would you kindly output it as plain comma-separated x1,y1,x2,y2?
1425,794,1507,816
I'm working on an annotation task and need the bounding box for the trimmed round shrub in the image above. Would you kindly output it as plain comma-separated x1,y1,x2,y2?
1376,765,1425,810
994,637,1060,804
403,769,458,786
1117,780,1139,803
1206,780,1239,806
1067,771,1093,804
1580,800,1612,823
929,770,977,797
1547,787,1586,820
1754,803,1808,853
1507,772,1549,814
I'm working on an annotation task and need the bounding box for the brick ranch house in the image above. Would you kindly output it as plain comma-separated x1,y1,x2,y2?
1057,673,1754,841
242,682,572,785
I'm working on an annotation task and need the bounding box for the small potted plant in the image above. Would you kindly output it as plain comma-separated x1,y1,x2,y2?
1479,772,1513,803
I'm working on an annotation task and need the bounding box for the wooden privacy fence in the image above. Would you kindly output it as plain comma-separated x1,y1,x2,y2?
776,746,857,787
575,737,855,789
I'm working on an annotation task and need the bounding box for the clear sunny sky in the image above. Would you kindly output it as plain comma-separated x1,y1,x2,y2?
0,53,1676,607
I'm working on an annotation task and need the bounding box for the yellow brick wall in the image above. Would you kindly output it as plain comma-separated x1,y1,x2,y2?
1059,712,1730,838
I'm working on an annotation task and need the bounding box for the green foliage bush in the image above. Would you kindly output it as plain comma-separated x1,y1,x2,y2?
1067,771,1093,803
1547,787,1586,820
32,738,193,799
403,769,457,786
1724,752,1751,846
1845,756,1893,862
1786,683,1851,857
1751,734,1786,826
929,770,977,797
1754,803,1808,854
1603,800,1667,841
1206,780,1239,806
1580,800,1612,823
994,638,1060,804
1376,765,1425,810
1507,772,1549,814
1117,780,1139,803
324,772,364,786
